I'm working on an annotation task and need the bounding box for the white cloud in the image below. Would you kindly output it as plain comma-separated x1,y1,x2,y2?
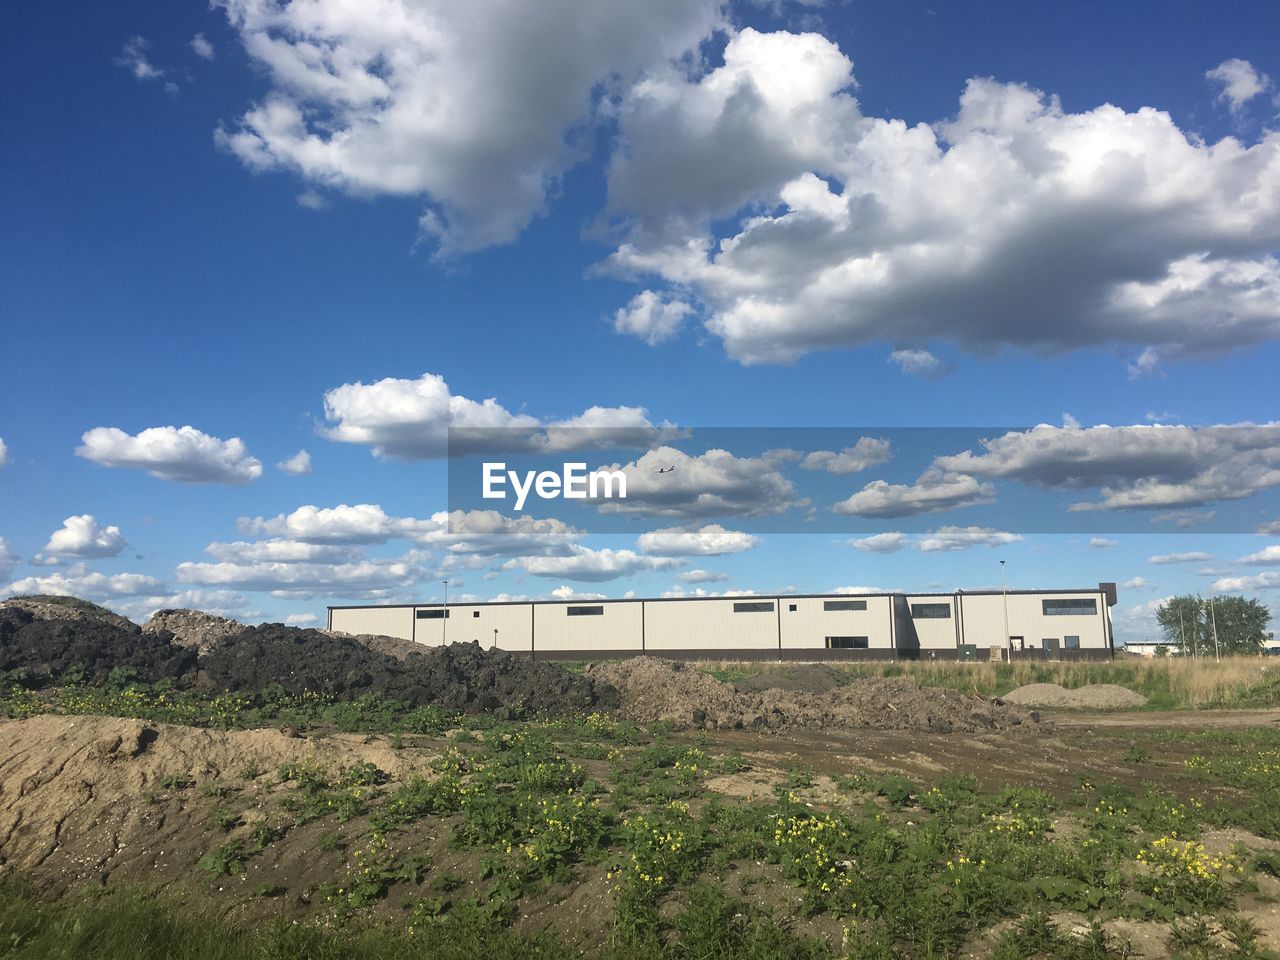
217,0,722,255
4,565,164,599
613,290,694,345
1206,58,1271,114
1212,572,1280,592
1237,545,1280,565
889,349,943,377
834,469,994,518
677,568,730,583
38,515,127,563
833,585,887,595
0,538,18,579
637,523,759,556
176,553,426,594
191,33,215,60
1089,537,1119,548
549,585,609,601
800,437,892,474
594,445,805,518
117,35,166,82
660,585,756,598
1122,576,1149,589
0,437,7,469
504,546,682,582
239,503,405,544
411,510,583,557
934,423,1280,512
285,613,319,626
1126,347,1162,380
603,40,1280,366
849,532,907,553
277,449,313,475
320,371,668,460
1151,510,1216,528
77,426,263,484
916,526,1022,553
204,539,359,564
1149,552,1213,565
1258,519,1280,535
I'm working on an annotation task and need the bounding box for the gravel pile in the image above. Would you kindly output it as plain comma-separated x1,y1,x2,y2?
144,609,245,654
1001,683,1147,709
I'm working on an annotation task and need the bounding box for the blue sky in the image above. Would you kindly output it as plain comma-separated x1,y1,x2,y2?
2,0,1279,640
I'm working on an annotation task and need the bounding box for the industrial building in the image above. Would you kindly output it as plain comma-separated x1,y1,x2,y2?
328,583,1117,661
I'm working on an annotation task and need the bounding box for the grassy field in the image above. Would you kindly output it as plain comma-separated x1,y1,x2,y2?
703,657,1280,710
3,696,1280,959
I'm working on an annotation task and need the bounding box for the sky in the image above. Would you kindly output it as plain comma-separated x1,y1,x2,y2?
2,0,1279,641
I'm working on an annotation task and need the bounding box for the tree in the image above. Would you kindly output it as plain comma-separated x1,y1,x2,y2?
1155,595,1271,656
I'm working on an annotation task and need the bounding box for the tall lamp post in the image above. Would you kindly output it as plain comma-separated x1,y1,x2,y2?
1209,594,1221,663
442,579,449,647
1000,560,1012,662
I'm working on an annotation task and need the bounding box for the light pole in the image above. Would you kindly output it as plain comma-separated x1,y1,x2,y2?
1000,560,1012,662
1209,594,1221,662
442,579,449,647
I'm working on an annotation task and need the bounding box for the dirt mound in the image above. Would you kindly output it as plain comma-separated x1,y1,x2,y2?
592,658,1037,733
201,624,615,717
0,607,197,687
144,608,245,654
728,663,852,694
326,630,431,661
0,595,135,632
1002,682,1147,709
0,715,427,890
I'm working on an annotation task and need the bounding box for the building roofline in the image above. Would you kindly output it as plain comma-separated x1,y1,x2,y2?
327,586,1109,612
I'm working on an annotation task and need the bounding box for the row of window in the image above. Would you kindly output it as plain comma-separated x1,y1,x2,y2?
416,597,1097,620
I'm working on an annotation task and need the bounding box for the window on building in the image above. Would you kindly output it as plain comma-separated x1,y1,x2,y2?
472,610,480,618
789,603,797,612
823,599,868,611
1064,635,1080,648
566,605,604,616
911,603,951,619
733,601,774,613
827,636,869,649
1042,598,1097,616
416,609,449,619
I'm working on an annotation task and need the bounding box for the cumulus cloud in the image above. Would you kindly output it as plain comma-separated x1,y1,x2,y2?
1149,552,1213,564
833,585,887,595
277,450,312,475
204,539,360,564
1126,347,1163,380
834,469,994,518
604,36,1280,366
1237,545,1280,565
176,554,426,594
1206,58,1272,115
37,515,127,563
0,437,7,469
320,371,669,460
4,565,164,599
191,33,215,60
1212,572,1280,592
1258,519,1280,535
549,585,609,601
677,569,730,583
296,190,329,211
239,503,409,544
889,349,943,377
77,425,263,484
216,0,722,255
934,422,1280,512
636,523,759,556
1122,576,1149,589
593,445,805,519
613,290,694,345
1090,537,1119,548
412,510,582,557
916,526,1022,552
849,532,907,553
0,538,18,579
285,613,319,626
800,437,892,474
505,546,682,582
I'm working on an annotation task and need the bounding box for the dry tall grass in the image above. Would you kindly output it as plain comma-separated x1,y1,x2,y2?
703,656,1280,709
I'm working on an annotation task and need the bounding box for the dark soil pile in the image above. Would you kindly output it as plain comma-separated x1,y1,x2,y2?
593,657,1039,733
198,624,615,717
0,607,197,686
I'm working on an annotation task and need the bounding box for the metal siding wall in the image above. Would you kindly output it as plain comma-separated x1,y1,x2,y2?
328,607,414,642
905,596,958,650
535,601,643,652
645,598,779,651
780,597,894,649
958,594,1108,649
448,605,533,652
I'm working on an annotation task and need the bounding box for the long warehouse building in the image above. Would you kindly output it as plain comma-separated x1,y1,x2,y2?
328,583,1117,661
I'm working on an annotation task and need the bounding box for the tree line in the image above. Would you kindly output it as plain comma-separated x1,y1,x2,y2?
1153,595,1272,656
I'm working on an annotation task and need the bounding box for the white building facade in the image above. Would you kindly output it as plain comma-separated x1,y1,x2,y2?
328,583,1117,661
